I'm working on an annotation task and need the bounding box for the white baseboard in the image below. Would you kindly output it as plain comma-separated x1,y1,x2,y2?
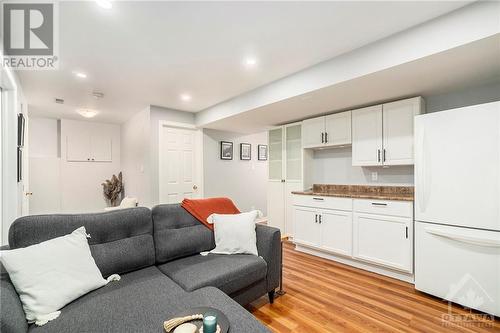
295,244,415,284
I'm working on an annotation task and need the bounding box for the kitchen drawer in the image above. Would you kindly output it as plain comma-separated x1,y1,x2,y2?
353,199,413,218
293,194,352,211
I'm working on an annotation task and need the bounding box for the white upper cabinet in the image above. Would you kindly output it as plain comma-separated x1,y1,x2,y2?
383,98,422,165
352,97,423,166
352,105,383,166
65,121,113,162
325,111,351,146
302,111,352,149
302,116,325,148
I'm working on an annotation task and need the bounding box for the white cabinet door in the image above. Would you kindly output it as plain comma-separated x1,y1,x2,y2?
293,207,320,247
302,117,325,148
268,128,283,181
285,181,302,238
66,131,91,162
267,181,285,232
352,105,383,166
325,111,351,146
320,209,353,257
353,213,412,272
382,98,420,165
90,133,112,162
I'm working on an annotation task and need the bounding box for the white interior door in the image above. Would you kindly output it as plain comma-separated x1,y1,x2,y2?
159,125,201,204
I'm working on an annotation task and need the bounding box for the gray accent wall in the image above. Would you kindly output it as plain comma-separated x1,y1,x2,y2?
203,129,268,215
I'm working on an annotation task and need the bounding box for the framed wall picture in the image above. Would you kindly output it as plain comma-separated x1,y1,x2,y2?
240,143,251,160
258,144,268,161
220,141,233,160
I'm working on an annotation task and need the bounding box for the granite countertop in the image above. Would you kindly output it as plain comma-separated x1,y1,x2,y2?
292,184,414,201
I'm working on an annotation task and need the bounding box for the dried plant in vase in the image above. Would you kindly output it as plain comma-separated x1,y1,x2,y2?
102,172,123,207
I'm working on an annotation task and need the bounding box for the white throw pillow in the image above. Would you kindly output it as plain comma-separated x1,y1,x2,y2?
0,226,119,326
207,210,262,256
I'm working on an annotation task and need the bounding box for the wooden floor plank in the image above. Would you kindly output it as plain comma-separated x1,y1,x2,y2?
248,242,500,333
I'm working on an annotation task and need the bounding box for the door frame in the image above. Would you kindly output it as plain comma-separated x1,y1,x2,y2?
158,121,204,203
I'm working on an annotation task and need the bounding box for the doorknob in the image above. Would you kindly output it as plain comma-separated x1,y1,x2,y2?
25,192,33,196
193,185,198,190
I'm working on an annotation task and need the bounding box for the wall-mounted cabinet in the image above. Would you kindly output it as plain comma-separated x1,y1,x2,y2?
267,123,302,236
352,97,423,166
302,111,351,149
65,121,113,162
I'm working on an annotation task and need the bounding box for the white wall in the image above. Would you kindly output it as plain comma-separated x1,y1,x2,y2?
120,108,151,206
28,117,61,214
28,117,121,214
312,147,414,186
203,129,268,214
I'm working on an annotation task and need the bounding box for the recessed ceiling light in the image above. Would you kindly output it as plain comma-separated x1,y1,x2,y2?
180,94,192,102
244,57,257,67
96,0,112,9
73,71,87,79
77,109,99,118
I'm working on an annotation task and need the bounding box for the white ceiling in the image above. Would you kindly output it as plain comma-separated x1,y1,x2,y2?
205,35,500,133
20,1,472,123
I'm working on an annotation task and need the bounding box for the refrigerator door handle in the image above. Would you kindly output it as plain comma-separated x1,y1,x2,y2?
425,227,500,248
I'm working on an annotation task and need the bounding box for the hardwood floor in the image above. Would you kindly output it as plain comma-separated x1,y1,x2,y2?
248,241,500,333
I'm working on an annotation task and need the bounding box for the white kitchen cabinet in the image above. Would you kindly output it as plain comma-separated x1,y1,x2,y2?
267,123,302,236
320,209,353,256
325,112,351,146
302,117,325,148
293,195,414,281
353,213,413,273
302,111,351,149
66,121,113,162
352,97,423,166
293,207,320,247
383,98,422,165
352,105,383,166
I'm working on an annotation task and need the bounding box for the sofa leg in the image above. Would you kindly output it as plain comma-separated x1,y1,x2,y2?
268,291,275,304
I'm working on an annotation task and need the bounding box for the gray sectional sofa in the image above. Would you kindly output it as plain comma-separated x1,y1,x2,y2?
1,204,281,333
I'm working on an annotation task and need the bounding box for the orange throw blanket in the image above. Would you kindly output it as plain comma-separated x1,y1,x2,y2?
181,197,240,230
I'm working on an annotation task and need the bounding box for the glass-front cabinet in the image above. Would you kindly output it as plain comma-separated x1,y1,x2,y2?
267,123,303,237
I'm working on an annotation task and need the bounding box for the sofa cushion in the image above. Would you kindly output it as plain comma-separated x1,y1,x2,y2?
28,266,185,333
8,208,155,277
152,204,215,264
28,267,269,333
157,254,267,295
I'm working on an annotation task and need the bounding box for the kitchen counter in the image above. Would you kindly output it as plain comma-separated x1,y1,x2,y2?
292,184,414,201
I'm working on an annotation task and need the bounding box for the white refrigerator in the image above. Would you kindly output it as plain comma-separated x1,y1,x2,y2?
414,101,500,317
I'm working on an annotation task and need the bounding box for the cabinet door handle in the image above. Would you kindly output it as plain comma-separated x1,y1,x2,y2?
377,149,381,162
315,214,318,223
371,202,387,206
325,132,328,143
87,158,90,161
313,197,324,201
405,226,408,239
321,132,324,143
319,215,322,224
383,149,386,162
